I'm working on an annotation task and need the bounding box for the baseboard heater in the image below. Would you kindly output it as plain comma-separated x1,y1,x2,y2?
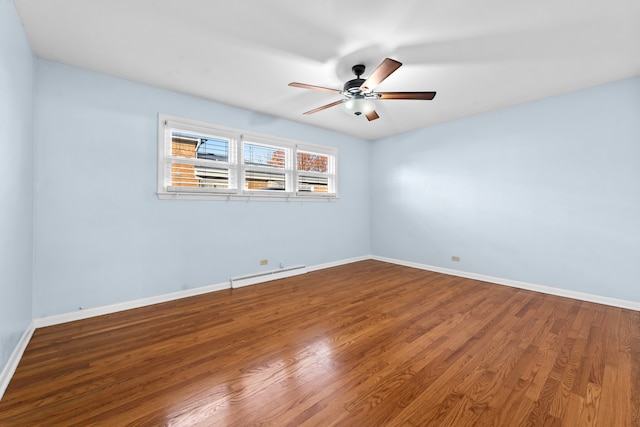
230,265,307,289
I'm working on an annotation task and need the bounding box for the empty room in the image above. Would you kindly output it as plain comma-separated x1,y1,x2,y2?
1,0,639,425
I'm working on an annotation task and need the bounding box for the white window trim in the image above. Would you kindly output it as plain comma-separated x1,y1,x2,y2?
157,114,338,201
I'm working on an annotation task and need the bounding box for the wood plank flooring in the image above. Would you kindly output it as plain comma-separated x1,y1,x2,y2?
1,260,638,426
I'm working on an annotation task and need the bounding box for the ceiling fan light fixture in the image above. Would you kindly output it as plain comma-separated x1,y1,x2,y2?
343,97,375,117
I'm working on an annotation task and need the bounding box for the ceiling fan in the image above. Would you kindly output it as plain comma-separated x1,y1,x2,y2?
289,58,436,121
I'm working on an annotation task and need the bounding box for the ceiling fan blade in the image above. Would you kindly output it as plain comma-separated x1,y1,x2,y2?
303,99,346,115
360,58,402,93
289,82,341,94
378,92,437,100
365,110,379,121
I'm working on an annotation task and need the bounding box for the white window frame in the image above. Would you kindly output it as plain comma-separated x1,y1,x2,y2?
242,136,293,196
295,145,337,196
157,114,338,201
161,119,238,195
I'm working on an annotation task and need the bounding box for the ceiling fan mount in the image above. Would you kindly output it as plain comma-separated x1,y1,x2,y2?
351,64,366,78
289,58,436,122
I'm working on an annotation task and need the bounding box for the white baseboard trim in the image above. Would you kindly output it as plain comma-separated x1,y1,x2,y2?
33,255,373,328
36,254,637,330
372,255,640,311
306,255,371,272
34,281,231,329
0,321,36,401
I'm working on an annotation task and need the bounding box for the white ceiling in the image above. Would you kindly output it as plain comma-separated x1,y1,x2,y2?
14,0,640,140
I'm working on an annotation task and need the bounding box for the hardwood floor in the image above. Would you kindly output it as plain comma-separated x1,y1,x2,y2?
1,260,638,426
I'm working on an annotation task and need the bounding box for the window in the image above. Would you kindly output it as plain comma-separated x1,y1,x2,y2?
297,150,333,194
158,114,338,200
243,140,289,192
160,120,238,194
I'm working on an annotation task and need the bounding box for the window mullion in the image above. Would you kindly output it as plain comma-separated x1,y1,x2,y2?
234,135,243,194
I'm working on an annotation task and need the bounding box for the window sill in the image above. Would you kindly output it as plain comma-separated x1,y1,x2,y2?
157,191,339,202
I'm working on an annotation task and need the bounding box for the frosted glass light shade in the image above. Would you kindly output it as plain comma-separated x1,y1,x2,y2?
343,97,375,116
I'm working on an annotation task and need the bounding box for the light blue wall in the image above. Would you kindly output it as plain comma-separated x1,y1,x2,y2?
0,0,34,370
6,3,640,330
372,77,640,302
32,60,371,317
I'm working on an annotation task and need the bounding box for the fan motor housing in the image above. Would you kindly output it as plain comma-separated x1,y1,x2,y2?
343,78,365,95
344,64,367,95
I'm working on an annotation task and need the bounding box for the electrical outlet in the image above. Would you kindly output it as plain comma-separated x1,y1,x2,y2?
451,256,461,262
260,259,268,266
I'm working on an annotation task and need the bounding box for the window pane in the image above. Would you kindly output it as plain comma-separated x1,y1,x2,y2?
297,151,329,172
245,171,286,191
171,131,229,162
172,162,229,189
298,175,329,193
244,143,285,169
